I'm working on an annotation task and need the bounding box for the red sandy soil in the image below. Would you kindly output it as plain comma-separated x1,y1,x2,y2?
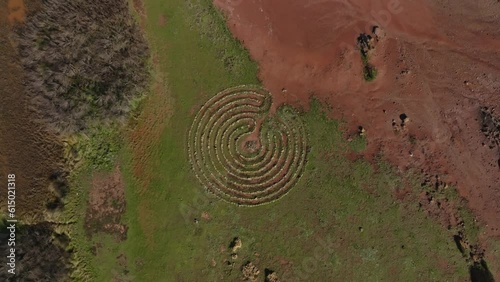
214,0,500,272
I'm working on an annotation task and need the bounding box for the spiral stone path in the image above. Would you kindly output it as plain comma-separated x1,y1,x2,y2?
188,85,308,205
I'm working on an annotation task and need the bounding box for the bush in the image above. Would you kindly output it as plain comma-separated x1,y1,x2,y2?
363,64,378,81
16,0,149,134
76,125,122,170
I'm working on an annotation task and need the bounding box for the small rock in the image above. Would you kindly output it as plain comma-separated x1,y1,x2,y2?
358,126,366,136
265,271,280,282
231,253,238,260
372,25,385,40
230,237,242,253
400,113,408,122
400,113,410,128
401,69,411,75
242,261,260,281
392,119,400,132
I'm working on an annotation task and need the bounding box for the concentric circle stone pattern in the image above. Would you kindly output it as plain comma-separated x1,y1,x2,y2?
188,85,308,205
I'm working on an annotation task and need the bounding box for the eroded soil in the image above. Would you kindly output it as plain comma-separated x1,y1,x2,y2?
85,164,127,240
214,0,500,276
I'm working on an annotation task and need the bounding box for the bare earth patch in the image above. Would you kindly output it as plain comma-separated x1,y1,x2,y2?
213,0,500,234
213,0,500,277
7,0,25,23
85,164,127,240
159,14,167,27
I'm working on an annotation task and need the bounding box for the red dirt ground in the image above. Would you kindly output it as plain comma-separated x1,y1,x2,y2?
214,0,500,273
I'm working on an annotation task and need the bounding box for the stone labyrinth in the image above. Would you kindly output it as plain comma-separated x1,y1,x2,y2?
188,85,308,205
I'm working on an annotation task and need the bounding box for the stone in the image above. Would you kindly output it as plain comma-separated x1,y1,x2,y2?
242,261,260,281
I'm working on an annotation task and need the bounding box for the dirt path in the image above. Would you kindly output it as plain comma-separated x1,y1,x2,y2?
213,0,500,275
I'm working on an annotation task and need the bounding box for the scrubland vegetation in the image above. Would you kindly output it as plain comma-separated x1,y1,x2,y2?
16,0,149,135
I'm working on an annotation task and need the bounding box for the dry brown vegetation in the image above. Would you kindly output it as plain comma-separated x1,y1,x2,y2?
0,0,150,280
0,223,70,281
16,0,149,134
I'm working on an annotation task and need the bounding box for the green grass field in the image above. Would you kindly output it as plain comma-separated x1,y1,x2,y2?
69,0,476,280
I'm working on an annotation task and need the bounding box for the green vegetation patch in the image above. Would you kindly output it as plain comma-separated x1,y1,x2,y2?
121,96,470,281
357,34,378,82
85,0,474,280
76,125,122,171
363,64,378,81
